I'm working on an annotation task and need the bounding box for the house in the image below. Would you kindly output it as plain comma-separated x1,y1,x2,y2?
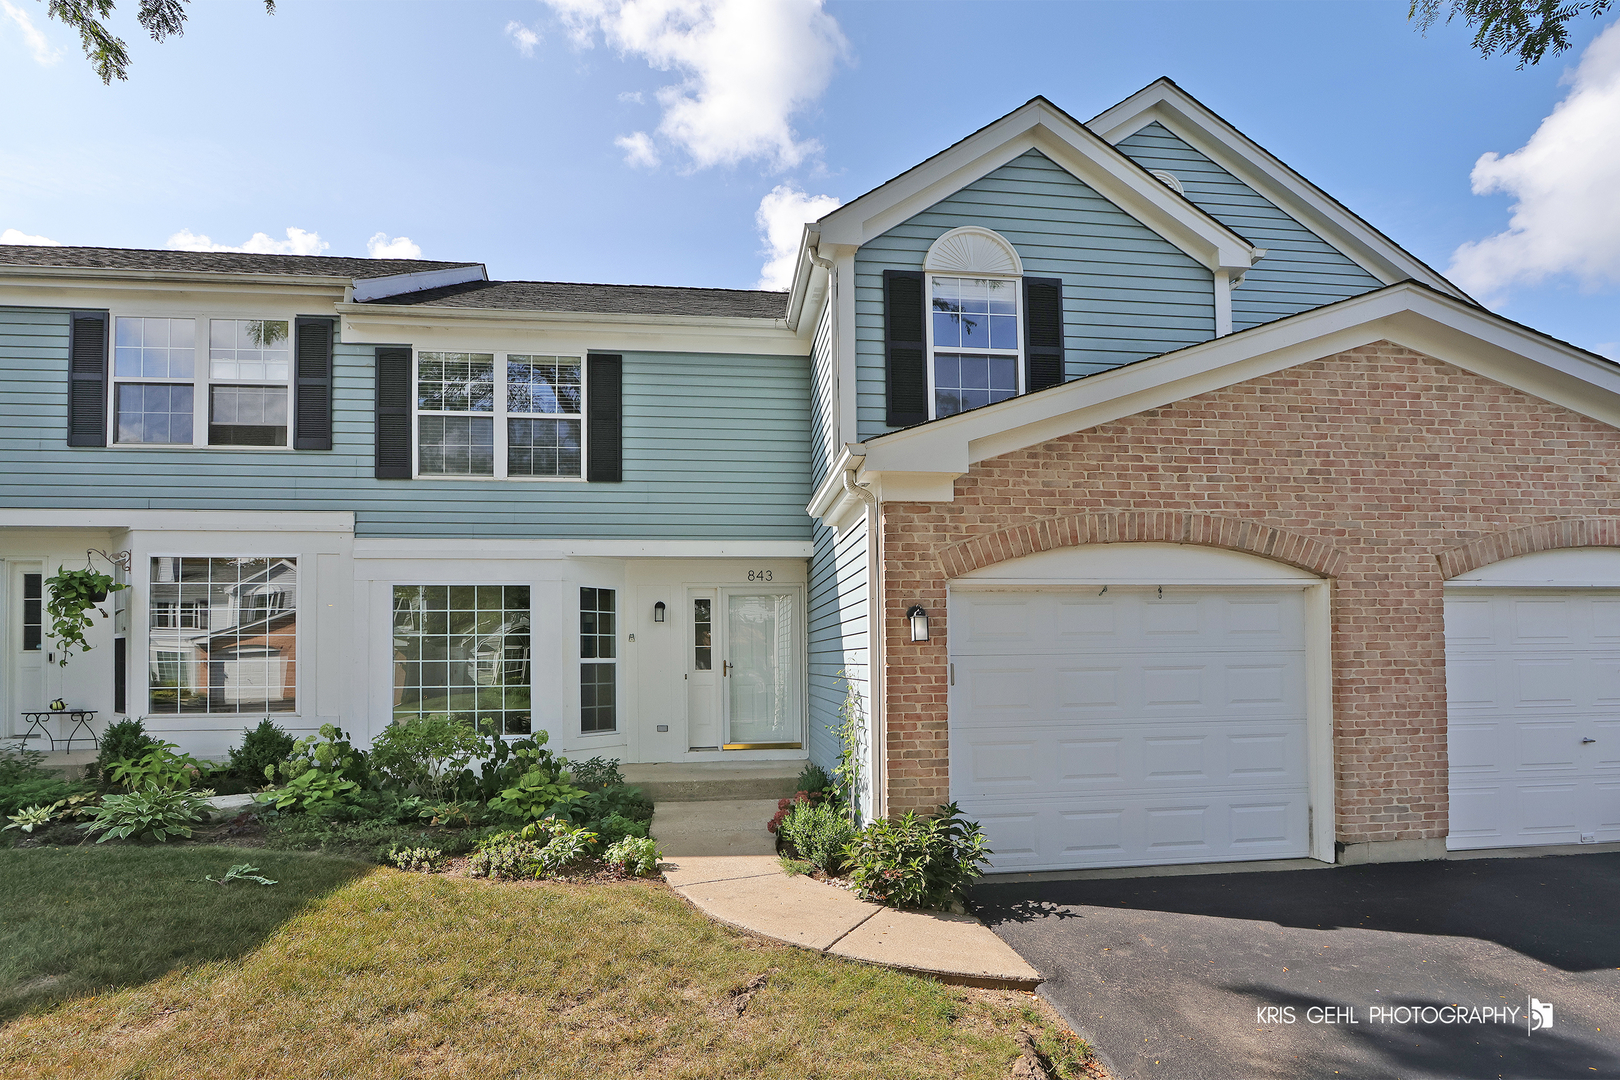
3,78,1617,871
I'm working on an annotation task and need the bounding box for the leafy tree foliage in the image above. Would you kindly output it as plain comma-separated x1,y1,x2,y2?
43,0,276,84
1410,0,1614,67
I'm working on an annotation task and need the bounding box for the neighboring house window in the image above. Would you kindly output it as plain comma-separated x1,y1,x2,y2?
22,573,42,651
580,587,616,733
112,317,294,447
414,351,584,479
147,557,297,714
391,584,531,736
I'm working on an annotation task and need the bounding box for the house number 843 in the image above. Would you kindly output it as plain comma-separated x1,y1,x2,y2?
747,569,773,581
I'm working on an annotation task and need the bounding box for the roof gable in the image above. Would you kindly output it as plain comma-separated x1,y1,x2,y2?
807,96,1260,280
1087,79,1469,301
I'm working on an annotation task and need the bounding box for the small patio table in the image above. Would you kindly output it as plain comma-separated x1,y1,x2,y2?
17,709,98,752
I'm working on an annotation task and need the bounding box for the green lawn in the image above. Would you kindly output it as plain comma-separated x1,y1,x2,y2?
0,846,1089,1079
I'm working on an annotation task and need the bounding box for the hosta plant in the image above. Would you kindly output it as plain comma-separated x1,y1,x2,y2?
253,767,360,814
4,801,62,834
81,783,212,843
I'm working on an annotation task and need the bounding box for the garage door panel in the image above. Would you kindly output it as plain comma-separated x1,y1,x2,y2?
959,790,1308,872
954,591,1307,656
1447,589,1620,851
954,718,1306,796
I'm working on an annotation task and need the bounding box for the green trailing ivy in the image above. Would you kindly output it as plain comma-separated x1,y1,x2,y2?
44,566,127,667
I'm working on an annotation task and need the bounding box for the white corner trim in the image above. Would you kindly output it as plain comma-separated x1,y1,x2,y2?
351,264,488,302
925,226,1023,276
1088,82,1468,300
859,283,1620,483
1214,270,1234,337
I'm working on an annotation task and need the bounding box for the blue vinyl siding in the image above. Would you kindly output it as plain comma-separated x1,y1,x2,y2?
0,307,813,540
807,514,869,814
854,148,1215,441
809,299,837,489
1114,122,1384,332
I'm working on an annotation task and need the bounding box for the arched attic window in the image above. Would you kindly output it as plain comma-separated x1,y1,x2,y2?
883,227,1065,426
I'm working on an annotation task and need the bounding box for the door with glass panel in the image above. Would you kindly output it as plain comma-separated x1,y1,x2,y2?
721,590,803,749
686,592,720,749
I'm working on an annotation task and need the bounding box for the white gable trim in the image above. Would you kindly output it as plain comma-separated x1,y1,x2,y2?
836,284,1620,501
1088,79,1469,301
812,99,1259,278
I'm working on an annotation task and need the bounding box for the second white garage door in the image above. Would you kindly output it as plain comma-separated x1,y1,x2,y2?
949,586,1311,872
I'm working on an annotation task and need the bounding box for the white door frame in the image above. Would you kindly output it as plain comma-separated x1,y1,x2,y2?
948,542,1335,866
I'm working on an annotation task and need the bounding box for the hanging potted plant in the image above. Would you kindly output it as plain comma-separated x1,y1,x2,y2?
45,566,128,668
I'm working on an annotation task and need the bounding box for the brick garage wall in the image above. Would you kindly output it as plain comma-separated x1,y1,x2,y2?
880,342,1620,844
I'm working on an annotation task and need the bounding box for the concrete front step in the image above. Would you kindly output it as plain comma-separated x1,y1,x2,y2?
622,761,806,803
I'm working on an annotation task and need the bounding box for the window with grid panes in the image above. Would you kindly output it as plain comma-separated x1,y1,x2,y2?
391,585,532,736
580,587,616,733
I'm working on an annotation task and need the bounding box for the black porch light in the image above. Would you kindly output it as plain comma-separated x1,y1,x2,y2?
653,601,666,623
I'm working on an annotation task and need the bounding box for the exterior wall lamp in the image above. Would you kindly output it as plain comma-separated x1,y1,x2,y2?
653,601,666,623
906,605,929,642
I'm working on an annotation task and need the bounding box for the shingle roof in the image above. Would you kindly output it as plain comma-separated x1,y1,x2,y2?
0,245,481,280
360,279,790,320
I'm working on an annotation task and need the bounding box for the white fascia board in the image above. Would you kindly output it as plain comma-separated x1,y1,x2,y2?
861,284,1620,483
0,509,354,532
336,302,806,357
352,538,814,560
0,264,353,291
816,100,1255,273
1088,83,1469,300
350,264,487,302
0,273,348,311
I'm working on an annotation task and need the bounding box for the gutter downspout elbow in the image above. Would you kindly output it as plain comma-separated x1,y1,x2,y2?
842,467,876,512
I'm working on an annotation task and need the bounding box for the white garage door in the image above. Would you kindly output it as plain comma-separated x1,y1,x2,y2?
949,587,1311,873
1445,589,1620,850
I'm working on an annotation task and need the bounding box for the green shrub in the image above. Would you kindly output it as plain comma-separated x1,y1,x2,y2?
270,724,371,787
228,719,295,782
603,835,661,877
465,835,546,880
534,823,598,875
0,775,81,818
253,768,361,814
108,742,207,793
564,756,624,791
572,783,653,827
80,784,212,843
92,719,155,781
777,798,856,874
487,741,588,822
592,811,649,847
370,714,486,799
845,802,991,911
386,845,446,873
795,762,833,795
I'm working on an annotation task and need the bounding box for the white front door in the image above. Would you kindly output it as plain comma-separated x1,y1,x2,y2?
949,586,1312,872
6,562,47,739
1445,589,1620,849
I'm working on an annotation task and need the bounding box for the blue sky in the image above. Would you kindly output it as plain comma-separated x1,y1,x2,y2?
2,0,1616,356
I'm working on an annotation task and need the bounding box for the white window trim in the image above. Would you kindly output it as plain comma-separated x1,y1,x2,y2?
107,312,301,452
923,273,1026,421
410,349,588,482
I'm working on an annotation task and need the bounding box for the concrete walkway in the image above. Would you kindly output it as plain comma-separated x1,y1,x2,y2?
651,800,1041,990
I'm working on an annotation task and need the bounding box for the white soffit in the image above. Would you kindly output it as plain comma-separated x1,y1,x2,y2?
1087,79,1468,300
814,98,1257,275
860,284,1620,478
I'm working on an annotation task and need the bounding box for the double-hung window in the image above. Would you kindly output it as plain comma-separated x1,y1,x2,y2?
928,276,1021,419
415,352,583,479
112,316,292,446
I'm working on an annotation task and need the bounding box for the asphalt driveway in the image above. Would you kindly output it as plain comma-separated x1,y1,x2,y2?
973,853,1620,1080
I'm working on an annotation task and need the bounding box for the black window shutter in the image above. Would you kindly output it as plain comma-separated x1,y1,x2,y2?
883,270,927,427
293,316,336,450
67,310,109,446
374,346,413,479
1023,276,1066,393
587,353,623,482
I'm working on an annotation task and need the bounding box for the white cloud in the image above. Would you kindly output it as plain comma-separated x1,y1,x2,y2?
615,130,661,168
1448,21,1620,302
2,0,63,66
167,227,330,256
754,183,840,290
1,227,62,246
367,232,423,259
617,90,644,104
505,20,540,57
544,0,848,171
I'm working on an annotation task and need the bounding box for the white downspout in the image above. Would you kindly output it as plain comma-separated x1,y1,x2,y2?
841,465,882,820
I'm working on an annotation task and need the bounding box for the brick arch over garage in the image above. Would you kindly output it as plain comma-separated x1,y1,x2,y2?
937,512,1350,579
1437,518,1620,579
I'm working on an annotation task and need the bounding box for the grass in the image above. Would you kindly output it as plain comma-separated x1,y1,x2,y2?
0,846,1090,1079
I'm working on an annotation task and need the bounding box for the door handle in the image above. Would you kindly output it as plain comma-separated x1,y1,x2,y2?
1582,737,1597,744
723,661,731,676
